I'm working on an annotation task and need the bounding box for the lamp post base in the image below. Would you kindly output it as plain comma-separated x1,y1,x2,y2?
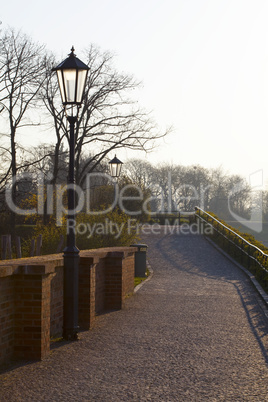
62,328,79,341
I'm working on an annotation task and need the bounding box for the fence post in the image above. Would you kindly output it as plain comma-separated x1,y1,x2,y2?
247,245,251,269
36,235,42,256
1,235,7,260
7,235,12,259
241,240,244,264
56,235,64,253
227,230,230,253
30,239,35,257
15,236,22,258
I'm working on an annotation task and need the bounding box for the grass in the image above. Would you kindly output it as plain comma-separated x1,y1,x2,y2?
134,268,150,287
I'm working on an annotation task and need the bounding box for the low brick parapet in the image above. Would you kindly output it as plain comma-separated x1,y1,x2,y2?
0,247,137,365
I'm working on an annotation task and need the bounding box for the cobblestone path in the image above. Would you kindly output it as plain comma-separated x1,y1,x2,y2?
1,229,268,401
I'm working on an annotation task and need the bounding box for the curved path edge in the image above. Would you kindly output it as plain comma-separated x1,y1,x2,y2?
205,236,268,311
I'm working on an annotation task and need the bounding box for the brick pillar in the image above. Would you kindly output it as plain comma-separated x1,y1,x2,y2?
0,275,15,365
104,252,124,310
78,257,96,330
14,273,51,360
122,253,135,298
50,266,64,338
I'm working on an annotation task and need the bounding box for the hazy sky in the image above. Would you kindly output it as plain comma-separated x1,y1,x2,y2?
1,0,268,183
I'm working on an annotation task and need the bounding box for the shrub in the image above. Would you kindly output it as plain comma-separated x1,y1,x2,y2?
23,208,140,255
75,208,140,250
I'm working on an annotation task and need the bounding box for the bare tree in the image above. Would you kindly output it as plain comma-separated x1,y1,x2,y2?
43,45,171,187
0,28,47,228
25,143,68,183
123,160,253,217
40,54,67,185
0,28,47,177
225,174,252,219
124,159,155,190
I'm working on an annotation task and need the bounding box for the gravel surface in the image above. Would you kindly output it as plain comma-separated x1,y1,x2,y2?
1,229,268,401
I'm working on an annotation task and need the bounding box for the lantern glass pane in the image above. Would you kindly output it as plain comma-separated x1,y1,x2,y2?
110,163,116,177
110,162,122,177
56,71,66,104
63,69,76,103
77,70,88,103
117,163,122,177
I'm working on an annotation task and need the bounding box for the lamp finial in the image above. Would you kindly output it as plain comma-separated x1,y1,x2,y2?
70,46,75,56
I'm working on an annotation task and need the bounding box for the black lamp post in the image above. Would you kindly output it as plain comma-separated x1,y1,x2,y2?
52,47,89,340
109,155,123,179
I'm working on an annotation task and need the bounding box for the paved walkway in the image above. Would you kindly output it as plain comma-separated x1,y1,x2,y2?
1,229,268,401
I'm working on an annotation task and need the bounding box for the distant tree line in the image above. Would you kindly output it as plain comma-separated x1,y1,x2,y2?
123,159,268,223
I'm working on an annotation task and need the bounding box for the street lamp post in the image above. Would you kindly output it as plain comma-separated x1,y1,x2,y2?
109,155,123,179
52,47,89,340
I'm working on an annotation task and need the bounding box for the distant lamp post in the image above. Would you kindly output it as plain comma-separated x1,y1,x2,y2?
52,47,89,340
109,155,123,178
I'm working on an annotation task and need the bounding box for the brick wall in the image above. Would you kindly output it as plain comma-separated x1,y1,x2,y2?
13,271,51,360
122,253,135,300
0,247,137,365
95,258,105,315
50,266,64,337
0,274,14,364
105,253,123,310
78,256,95,330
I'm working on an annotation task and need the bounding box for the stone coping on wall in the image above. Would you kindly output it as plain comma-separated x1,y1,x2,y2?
0,247,138,277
